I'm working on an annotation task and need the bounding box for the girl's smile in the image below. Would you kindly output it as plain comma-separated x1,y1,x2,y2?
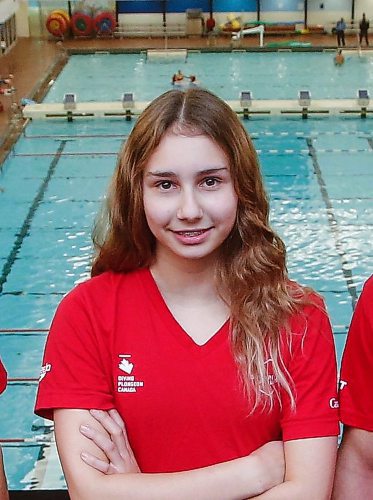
171,227,212,245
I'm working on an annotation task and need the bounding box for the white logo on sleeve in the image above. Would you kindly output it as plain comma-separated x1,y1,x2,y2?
339,379,348,390
329,397,339,409
39,363,52,382
118,355,134,374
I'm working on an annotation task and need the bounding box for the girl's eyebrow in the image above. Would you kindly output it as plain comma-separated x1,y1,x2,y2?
145,167,228,178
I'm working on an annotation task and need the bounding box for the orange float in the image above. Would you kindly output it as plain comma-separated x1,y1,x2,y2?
46,10,70,37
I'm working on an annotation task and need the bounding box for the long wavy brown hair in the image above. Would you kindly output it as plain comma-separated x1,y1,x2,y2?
92,88,312,410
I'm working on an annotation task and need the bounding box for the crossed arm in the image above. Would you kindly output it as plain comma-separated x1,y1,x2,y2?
332,426,373,499
54,409,337,500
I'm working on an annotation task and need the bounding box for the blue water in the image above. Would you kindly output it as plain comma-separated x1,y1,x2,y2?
0,52,373,489
43,52,373,103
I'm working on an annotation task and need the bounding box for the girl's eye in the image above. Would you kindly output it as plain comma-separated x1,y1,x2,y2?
203,177,220,187
157,180,173,190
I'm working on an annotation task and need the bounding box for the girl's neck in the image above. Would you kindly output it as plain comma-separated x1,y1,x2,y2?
149,252,229,345
149,253,217,300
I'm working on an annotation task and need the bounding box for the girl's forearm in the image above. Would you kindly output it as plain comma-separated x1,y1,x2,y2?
69,454,274,500
252,481,332,500
55,410,283,500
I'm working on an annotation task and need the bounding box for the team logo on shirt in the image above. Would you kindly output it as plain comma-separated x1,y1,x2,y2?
329,398,339,409
118,355,134,374
117,354,144,393
39,363,51,382
339,379,347,390
264,358,278,386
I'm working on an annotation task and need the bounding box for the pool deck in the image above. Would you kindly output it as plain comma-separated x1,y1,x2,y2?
0,32,371,160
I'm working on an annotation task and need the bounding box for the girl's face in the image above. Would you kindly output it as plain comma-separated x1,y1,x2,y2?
142,130,238,266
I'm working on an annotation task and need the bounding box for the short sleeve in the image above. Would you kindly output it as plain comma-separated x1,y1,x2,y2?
34,283,115,420
339,277,373,431
281,300,340,441
0,358,7,394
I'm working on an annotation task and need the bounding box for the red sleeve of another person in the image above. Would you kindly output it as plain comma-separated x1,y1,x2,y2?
339,276,373,431
0,359,7,394
280,295,340,440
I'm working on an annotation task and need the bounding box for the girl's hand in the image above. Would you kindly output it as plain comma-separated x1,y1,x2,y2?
79,408,140,474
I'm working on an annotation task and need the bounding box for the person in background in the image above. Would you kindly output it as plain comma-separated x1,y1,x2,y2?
200,16,205,34
35,88,339,500
332,275,373,499
335,18,346,47
359,13,369,46
206,16,216,33
188,75,200,87
171,70,185,85
0,74,13,86
334,49,345,66
0,74,15,98
0,89,15,96
0,359,9,500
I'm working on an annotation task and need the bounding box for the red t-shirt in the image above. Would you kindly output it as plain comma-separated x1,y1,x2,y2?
0,359,7,394
206,18,216,32
339,275,373,431
35,269,339,473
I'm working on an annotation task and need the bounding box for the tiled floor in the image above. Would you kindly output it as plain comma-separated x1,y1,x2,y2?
0,31,365,155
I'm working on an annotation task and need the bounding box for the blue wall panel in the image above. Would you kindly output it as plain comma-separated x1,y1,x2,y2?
167,0,209,12
261,0,302,11
214,0,257,12
308,0,350,11
117,0,257,14
117,1,164,14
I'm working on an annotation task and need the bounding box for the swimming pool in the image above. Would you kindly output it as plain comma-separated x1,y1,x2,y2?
44,51,373,102
0,52,372,490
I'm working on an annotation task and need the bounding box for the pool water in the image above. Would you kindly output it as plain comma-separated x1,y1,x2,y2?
0,51,372,489
44,52,373,103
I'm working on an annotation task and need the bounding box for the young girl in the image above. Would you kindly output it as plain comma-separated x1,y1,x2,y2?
35,88,339,499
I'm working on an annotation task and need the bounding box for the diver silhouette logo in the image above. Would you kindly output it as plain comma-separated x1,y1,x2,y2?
119,355,134,374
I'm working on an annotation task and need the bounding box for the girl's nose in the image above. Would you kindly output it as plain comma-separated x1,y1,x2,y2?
176,189,203,220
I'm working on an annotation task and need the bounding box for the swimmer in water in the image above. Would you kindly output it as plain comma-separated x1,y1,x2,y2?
172,70,184,84
188,75,199,87
334,49,345,66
